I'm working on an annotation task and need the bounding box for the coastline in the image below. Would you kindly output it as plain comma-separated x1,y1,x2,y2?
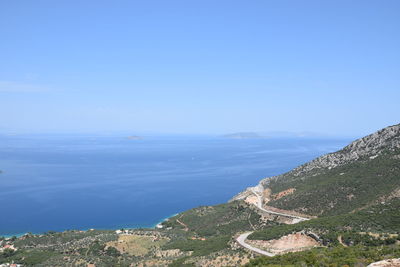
152,213,179,229
0,213,180,239
0,232,28,239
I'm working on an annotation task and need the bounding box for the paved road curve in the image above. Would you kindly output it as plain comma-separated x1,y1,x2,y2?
250,188,309,222
236,232,275,256
236,187,310,256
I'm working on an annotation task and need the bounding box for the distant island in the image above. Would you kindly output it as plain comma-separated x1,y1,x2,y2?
222,132,263,139
223,131,327,139
127,135,143,140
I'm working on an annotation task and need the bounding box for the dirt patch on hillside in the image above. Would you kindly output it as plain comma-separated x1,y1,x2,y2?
262,188,272,204
247,232,320,254
245,194,259,205
272,188,296,200
107,234,168,256
368,258,400,267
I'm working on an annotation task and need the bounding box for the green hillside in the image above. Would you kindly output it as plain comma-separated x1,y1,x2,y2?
242,124,400,266
245,245,400,267
249,198,400,243
268,148,400,216
245,196,400,266
162,201,267,237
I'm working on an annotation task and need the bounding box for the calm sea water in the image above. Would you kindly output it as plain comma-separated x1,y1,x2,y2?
0,135,350,236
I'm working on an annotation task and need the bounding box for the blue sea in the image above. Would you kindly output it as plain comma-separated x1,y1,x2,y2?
0,134,350,236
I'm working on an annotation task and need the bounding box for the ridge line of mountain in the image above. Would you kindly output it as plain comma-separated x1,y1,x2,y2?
231,123,400,204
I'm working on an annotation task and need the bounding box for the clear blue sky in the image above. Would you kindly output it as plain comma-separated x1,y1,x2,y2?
1,0,399,136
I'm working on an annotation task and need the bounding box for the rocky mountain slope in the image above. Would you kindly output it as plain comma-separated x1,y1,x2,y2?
232,123,400,216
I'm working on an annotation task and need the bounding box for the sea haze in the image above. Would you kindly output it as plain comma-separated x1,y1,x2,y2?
0,135,350,236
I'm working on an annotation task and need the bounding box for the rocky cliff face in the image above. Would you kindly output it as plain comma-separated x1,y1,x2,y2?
287,123,400,177
231,123,400,202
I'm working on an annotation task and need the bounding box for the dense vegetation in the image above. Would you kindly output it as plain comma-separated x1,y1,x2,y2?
243,128,400,266
0,248,58,266
249,198,400,245
164,235,231,257
162,201,267,237
161,201,273,263
0,202,265,266
245,192,400,266
0,230,132,266
13,230,116,248
245,245,400,267
268,149,400,216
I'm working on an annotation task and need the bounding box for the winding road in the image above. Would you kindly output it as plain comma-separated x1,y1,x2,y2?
250,188,309,222
236,232,275,256
236,187,309,256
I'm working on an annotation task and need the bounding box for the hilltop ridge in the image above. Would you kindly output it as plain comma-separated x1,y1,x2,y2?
286,123,400,177
232,123,400,216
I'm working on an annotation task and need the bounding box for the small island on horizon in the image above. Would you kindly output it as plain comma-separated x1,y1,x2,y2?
127,135,143,140
222,132,263,139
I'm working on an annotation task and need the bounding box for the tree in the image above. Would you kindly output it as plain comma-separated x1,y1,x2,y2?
106,246,121,257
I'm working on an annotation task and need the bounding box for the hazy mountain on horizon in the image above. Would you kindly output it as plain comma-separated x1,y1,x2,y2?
222,131,344,139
